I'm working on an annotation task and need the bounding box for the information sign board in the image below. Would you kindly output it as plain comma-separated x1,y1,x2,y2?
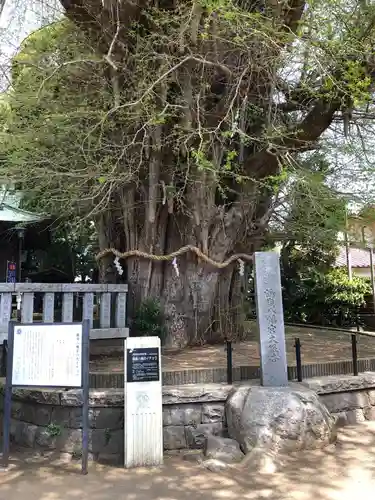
6,261,16,283
126,347,160,383
1,321,90,475
12,324,82,387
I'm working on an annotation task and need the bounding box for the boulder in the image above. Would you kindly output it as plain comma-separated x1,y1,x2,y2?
226,385,336,454
204,435,244,463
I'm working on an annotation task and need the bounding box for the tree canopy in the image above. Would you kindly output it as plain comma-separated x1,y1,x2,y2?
0,0,374,345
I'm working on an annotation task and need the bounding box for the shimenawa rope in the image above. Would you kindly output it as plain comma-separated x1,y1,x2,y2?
96,245,253,269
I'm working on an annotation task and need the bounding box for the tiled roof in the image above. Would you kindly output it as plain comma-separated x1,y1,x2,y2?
335,246,373,269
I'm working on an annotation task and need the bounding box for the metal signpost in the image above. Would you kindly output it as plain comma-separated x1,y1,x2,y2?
1,320,90,474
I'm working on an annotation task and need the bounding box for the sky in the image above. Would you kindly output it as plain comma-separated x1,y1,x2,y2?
0,0,61,89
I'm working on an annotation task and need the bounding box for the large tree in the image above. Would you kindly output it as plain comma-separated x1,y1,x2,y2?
1,0,374,347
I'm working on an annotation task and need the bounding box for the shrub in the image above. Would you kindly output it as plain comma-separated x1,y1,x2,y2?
283,268,371,327
132,297,167,343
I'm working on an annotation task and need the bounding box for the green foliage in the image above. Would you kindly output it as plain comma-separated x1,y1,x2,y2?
280,153,347,246
0,19,112,218
282,262,371,327
46,422,62,437
132,298,167,343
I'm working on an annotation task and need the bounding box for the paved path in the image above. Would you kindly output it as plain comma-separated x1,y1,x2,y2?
1,423,375,500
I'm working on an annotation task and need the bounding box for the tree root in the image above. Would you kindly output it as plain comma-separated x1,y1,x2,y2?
96,245,253,269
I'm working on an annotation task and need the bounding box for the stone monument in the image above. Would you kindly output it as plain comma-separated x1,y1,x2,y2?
254,251,288,387
204,251,337,474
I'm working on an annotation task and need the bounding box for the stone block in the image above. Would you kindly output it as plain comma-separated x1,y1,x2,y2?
185,423,223,449
90,390,124,407
97,453,123,465
89,429,123,455
204,435,244,463
51,407,71,427
13,388,60,405
163,405,201,426
10,419,26,444
22,423,38,447
90,429,106,453
162,385,232,405
364,406,375,421
35,427,58,449
333,412,348,428
368,390,375,406
346,409,366,425
21,403,52,426
320,391,369,413
9,419,38,448
59,429,83,453
304,373,375,395
69,407,123,430
11,401,23,420
163,426,187,450
60,390,83,407
202,404,225,423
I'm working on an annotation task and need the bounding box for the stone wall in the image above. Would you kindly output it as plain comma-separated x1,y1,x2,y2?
0,383,233,464
3,374,375,464
303,372,375,427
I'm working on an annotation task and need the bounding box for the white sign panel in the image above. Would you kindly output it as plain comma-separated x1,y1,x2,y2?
12,324,82,387
124,336,163,468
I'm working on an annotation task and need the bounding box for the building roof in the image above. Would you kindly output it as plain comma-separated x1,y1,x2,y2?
335,246,373,269
0,186,46,223
0,204,46,223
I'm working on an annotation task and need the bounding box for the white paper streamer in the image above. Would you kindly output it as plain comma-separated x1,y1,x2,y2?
172,257,180,277
238,258,245,277
114,256,124,275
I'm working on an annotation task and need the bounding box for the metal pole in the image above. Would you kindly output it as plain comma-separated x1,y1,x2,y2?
226,340,233,385
17,229,24,283
351,333,358,376
2,321,15,469
294,338,302,382
369,245,375,314
81,319,90,475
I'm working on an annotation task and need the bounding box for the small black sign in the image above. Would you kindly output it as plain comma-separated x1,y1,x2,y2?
126,347,160,383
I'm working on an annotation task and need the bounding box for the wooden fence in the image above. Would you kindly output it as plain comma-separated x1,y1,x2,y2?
0,283,129,343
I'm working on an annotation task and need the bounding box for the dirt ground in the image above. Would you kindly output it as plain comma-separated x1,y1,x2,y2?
1,423,375,500
90,324,375,373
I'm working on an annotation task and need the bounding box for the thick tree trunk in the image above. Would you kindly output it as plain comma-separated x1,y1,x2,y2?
105,197,259,348
126,253,247,348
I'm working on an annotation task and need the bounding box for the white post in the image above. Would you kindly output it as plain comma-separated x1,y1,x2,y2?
124,336,163,468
